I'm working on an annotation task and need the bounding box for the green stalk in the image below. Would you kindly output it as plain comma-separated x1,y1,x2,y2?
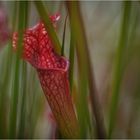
108,1,131,138
0,49,10,138
125,4,139,138
17,1,29,138
9,57,20,138
69,27,75,90
8,1,19,138
66,1,106,138
0,1,18,137
18,62,27,138
61,14,68,56
67,3,88,138
9,1,26,138
34,1,61,54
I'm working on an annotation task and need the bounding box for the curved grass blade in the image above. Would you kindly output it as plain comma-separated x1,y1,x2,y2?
66,1,106,138
17,1,29,138
61,14,68,56
69,23,75,91
9,1,27,138
108,1,132,138
34,1,61,54
0,2,12,138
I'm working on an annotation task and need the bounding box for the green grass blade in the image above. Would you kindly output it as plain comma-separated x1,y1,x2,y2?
8,1,19,138
66,3,89,138
17,1,29,138
69,27,75,91
108,1,132,138
18,62,27,138
61,14,68,56
9,57,20,138
34,1,61,54
0,2,18,137
0,47,11,138
66,1,106,138
9,1,27,138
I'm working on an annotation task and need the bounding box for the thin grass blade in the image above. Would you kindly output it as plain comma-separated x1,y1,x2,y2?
34,1,61,54
9,1,27,138
66,1,106,138
61,14,68,56
108,1,132,138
